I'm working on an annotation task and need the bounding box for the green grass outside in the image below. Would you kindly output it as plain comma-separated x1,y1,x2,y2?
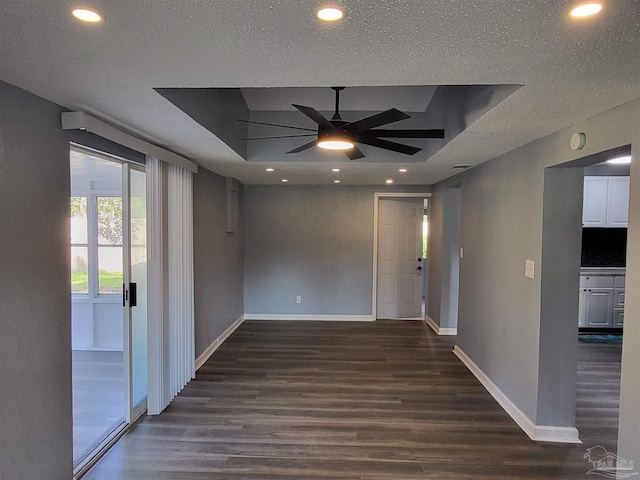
72,270,123,294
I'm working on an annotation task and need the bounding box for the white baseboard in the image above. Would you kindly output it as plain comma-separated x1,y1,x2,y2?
132,399,147,423
453,346,581,444
425,315,458,335
195,315,245,371
244,314,375,322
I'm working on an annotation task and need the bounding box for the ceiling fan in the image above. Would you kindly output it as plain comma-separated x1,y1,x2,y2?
240,87,445,160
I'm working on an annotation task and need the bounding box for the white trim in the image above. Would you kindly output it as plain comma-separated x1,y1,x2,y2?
453,346,581,444
73,422,128,479
372,192,431,320
122,164,133,424
533,426,582,443
131,399,147,424
425,315,458,335
63,111,198,173
244,314,375,322
195,315,245,371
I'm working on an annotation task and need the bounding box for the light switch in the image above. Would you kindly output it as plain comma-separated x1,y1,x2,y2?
525,259,535,279
460,248,464,259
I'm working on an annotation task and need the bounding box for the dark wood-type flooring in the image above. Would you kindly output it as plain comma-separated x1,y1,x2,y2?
85,320,622,479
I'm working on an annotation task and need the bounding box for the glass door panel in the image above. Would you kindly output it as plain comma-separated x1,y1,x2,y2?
129,167,148,413
70,148,126,467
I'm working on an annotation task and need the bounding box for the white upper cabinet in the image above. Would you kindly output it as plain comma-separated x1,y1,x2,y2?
583,176,629,228
606,177,630,227
583,177,609,227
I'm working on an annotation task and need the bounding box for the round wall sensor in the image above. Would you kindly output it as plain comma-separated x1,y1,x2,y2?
570,132,586,151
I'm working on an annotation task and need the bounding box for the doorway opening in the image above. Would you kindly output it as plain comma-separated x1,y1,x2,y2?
70,144,147,474
541,145,629,450
576,148,629,449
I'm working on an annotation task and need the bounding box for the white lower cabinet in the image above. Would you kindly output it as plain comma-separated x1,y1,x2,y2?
578,273,625,328
584,289,613,327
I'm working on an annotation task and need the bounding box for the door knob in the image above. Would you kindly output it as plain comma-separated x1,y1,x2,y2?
417,257,422,262
416,266,423,271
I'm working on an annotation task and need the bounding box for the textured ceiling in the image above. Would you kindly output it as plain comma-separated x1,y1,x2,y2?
1,0,639,185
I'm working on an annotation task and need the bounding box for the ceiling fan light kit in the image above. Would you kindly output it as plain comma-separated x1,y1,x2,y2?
242,87,445,160
317,129,354,150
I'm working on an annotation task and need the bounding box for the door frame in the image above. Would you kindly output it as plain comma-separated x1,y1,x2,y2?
372,192,431,320
122,163,148,426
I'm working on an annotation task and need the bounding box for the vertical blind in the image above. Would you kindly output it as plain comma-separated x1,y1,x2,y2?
167,163,195,402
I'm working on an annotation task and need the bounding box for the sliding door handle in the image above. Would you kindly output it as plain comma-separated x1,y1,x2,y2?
129,283,137,307
123,283,138,307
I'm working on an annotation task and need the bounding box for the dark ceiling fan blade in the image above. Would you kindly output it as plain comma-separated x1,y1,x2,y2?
291,104,335,130
238,119,317,132
286,139,318,154
355,137,422,155
240,134,317,140
367,129,445,139
343,108,411,133
345,145,365,160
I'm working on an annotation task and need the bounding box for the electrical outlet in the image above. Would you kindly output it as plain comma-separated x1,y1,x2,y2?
296,296,302,304
525,259,535,279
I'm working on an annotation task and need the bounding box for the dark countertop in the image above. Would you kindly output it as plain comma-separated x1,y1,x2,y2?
580,267,626,276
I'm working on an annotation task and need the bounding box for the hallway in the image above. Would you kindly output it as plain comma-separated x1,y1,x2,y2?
86,320,621,479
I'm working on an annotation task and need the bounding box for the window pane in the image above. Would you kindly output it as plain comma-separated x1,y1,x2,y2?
70,197,88,244
97,197,123,245
98,246,123,294
71,246,89,294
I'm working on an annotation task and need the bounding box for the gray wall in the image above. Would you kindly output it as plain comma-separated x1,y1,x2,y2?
0,81,73,478
447,145,545,421
193,169,244,357
427,185,460,330
428,96,640,451
536,167,584,426
619,120,640,463
244,185,429,315
427,186,444,325
442,187,461,329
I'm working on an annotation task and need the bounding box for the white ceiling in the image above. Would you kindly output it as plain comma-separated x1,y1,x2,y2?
1,0,639,185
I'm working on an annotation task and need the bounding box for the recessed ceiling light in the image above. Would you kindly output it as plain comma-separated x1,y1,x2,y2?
332,168,341,172
281,179,288,183
569,2,603,18
72,7,103,23
385,179,394,184
334,180,341,184
266,168,274,172
317,5,344,22
399,168,407,173
607,156,632,164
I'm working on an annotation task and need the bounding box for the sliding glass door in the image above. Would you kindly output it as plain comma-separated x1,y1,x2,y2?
70,145,147,472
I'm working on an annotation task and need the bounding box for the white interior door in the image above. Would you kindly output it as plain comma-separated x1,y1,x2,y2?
376,198,424,319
